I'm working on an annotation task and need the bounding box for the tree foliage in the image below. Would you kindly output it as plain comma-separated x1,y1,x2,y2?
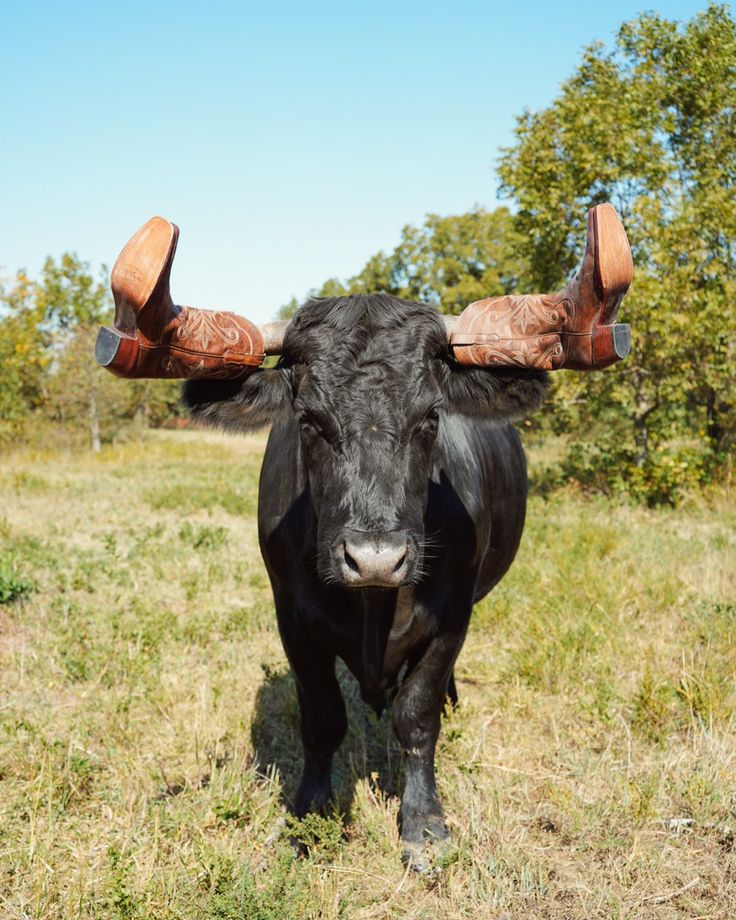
286,4,735,505
0,255,182,449
0,272,49,424
498,3,736,502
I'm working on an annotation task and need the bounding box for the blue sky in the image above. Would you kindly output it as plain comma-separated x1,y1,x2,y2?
2,0,709,322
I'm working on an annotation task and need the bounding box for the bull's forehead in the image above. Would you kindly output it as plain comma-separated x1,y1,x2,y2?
284,296,448,431
295,339,443,437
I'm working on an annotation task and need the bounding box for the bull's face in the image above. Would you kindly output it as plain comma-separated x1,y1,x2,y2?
290,309,445,587
185,294,548,589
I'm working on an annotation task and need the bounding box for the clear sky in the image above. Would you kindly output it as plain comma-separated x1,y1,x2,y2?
2,0,709,322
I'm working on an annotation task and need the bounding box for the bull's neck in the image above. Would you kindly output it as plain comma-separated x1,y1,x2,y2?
359,589,397,706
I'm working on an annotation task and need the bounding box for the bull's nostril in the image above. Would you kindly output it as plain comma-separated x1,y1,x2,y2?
393,552,407,573
344,547,360,573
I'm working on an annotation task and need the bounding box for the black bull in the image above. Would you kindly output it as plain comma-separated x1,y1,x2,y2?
185,294,548,869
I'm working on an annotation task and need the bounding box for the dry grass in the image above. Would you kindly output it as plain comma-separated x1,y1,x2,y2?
1,429,735,918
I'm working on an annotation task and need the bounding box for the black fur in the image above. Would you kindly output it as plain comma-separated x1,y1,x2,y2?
183,294,548,870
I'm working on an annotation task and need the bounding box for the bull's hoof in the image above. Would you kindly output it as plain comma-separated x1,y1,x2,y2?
400,813,451,874
401,831,451,875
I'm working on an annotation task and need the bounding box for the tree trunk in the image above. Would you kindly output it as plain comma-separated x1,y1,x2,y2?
90,390,101,453
631,370,657,469
634,414,649,468
705,387,726,454
134,382,151,429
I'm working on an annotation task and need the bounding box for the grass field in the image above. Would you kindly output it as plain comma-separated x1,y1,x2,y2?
1,428,735,919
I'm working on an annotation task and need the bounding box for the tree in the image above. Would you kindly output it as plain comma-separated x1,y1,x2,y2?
33,255,113,450
1,254,183,450
497,3,736,502
45,324,128,451
281,5,735,505
0,270,54,446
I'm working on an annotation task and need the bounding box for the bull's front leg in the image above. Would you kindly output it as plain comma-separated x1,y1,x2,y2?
276,603,347,817
393,629,466,872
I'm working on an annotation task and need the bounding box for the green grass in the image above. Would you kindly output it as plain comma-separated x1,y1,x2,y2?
1,428,735,918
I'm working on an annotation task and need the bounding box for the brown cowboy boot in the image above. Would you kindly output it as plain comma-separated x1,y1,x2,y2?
95,217,266,379
450,203,633,370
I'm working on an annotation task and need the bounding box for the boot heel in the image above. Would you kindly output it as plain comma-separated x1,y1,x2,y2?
95,326,140,377
592,204,633,322
591,323,630,368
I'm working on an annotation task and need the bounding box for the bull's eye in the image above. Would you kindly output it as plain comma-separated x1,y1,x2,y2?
300,419,322,438
298,413,326,441
416,408,440,437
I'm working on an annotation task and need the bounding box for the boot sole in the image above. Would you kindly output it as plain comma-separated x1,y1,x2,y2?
111,216,179,324
591,203,633,326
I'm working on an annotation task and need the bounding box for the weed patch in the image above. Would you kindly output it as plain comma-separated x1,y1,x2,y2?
0,557,34,604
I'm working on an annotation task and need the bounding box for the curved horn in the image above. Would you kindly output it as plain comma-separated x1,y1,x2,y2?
258,320,290,356
442,315,458,338
96,216,270,379
447,203,632,371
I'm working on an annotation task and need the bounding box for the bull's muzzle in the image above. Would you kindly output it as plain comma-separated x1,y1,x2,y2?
338,530,413,588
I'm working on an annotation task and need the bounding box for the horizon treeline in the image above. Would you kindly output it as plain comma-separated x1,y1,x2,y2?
2,4,734,505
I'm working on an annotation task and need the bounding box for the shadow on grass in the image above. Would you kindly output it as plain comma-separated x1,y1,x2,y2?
250,663,403,823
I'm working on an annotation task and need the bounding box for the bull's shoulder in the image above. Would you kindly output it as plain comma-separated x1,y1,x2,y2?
429,415,527,587
434,414,526,493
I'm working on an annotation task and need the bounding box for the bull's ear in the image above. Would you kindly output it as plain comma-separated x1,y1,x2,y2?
441,364,549,421
183,369,292,433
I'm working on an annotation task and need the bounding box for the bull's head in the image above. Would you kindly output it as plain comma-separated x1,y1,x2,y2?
183,295,548,588
98,209,632,587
